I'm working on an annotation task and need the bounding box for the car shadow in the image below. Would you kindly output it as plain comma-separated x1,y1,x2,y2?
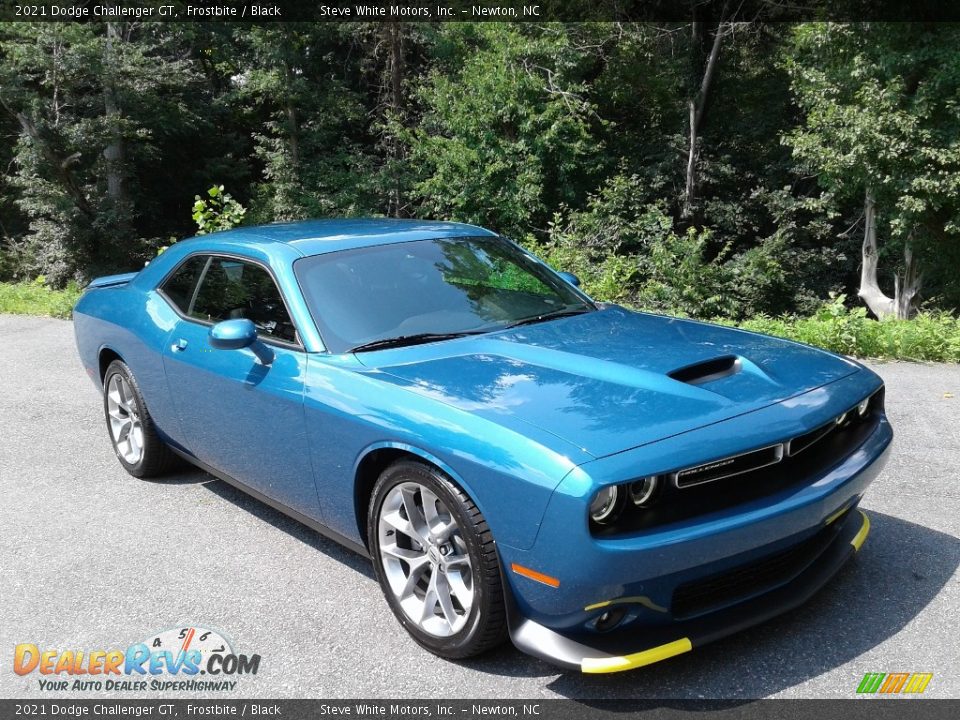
141,466,213,486
199,475,375,580
461,512,959,699
162,468,957,699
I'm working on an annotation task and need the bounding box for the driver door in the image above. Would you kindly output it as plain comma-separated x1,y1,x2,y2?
160,254,321,520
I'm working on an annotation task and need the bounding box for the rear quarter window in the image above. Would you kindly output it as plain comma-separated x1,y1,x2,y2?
159,255,208,313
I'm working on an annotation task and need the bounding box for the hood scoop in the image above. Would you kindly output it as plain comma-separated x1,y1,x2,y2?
668,355,742,385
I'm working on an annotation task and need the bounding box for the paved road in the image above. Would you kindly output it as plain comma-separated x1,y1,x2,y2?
1,314,958,700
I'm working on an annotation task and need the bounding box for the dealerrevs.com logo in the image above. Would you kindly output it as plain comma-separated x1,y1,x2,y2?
13,626,261,692
856,672,933,695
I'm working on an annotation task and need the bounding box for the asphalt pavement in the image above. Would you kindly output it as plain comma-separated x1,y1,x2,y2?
1,314,958,699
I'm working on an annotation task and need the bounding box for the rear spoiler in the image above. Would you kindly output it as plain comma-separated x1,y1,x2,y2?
86,272,139,290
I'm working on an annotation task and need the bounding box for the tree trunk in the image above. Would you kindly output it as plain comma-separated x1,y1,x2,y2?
894,236,922,319
684,96,698,217
285,101,300,169
383,23,405,217
683,6,728,219
281,54,301,170
858,190,895,318
857,189,921,320
388,23,404,115
102,20,124,203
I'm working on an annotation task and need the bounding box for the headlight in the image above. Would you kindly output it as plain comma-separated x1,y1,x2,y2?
629,476,659,507
857,397,870,416
589,486,620,524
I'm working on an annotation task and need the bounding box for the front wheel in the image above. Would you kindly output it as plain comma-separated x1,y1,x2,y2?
368,461,507,659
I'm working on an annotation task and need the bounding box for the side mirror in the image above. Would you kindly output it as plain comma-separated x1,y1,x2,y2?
556,271,581,288
209,319,274,365
209,319,257,350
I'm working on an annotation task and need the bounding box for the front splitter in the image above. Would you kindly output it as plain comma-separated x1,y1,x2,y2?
506,509,870,673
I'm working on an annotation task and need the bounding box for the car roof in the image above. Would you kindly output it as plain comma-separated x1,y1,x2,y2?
185,218,498,257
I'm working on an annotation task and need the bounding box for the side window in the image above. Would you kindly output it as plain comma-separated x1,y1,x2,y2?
159,256,208,314
190,257,298,344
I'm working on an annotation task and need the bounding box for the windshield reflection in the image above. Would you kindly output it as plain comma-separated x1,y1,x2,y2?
294,236,592,353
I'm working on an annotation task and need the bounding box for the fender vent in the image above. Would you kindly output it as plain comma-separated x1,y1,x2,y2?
668,355,741,385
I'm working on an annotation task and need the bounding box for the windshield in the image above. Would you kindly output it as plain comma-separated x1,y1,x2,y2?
294,236,594,353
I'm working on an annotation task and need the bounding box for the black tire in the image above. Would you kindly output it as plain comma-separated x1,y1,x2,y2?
368,460,508,659
102,359,179,478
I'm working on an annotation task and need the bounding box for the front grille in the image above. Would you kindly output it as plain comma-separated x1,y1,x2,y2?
669,388,883,490
591,387,885,537
675,444,783,488
671,516,845,619
788,420,837,456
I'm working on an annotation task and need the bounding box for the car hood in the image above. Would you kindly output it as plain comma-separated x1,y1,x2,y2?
358,306,861,459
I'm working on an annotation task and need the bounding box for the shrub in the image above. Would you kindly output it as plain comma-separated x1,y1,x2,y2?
0,278,83,319
528,236,639,304
716,295,960,362
632,227,738,319
539,178,739,316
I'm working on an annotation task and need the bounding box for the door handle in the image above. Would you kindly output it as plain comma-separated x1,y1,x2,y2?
171,338,188,352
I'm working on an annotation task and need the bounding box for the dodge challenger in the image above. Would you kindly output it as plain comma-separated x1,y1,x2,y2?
73,219,892,673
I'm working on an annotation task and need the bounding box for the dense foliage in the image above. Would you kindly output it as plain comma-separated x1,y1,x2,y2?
2,21,959,326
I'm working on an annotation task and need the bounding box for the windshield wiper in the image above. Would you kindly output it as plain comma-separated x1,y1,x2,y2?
504,306,593,329
349,306,593,352
349,330,488,353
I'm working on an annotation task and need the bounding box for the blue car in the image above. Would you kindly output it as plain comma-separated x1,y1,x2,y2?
73,219,892,673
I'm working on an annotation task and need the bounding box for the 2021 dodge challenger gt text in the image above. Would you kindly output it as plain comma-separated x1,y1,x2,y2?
73,219,892,673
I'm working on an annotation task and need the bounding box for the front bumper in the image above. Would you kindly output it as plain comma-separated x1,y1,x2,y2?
508,508,871,673
497,389,892,672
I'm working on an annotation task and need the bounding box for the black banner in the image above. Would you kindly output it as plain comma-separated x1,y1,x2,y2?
2,700,959,720
4,0,960,23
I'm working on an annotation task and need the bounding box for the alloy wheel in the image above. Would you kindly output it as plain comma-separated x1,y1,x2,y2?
106,373,144,465
377,481,475,637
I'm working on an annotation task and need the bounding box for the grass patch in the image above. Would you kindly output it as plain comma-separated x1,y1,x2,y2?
0,280,82,319
716,297,960,363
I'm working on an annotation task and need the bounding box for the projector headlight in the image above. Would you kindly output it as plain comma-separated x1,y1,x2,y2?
589,486,620,524
629,476,659,507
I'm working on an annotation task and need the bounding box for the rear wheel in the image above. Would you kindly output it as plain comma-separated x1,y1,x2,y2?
102,359,178,478
368,461,507,658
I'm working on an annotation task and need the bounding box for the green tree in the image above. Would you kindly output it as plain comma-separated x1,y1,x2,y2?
404,24,603,238
0,22,201,284
231,24,377,221
786,23,960,318
0,19,957,323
